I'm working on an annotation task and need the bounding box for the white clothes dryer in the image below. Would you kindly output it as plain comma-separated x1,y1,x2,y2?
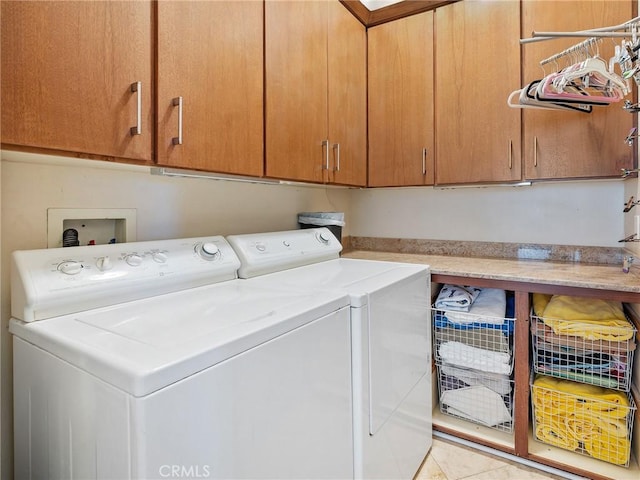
10,236,354,479
227,228,433,480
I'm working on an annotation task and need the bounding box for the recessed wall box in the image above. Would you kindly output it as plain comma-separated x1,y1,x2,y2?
47,208,136,248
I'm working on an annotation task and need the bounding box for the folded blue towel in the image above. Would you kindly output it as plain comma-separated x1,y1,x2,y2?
434,293,514,333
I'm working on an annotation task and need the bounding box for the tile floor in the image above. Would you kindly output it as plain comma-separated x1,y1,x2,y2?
416,437,570,480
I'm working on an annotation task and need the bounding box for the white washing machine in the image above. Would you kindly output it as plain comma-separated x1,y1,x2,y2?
227,228,432,480
10,236,354,479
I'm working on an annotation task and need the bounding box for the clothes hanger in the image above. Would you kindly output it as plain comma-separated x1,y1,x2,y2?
506,84,576,111
559,40,629,94
535,52,626,104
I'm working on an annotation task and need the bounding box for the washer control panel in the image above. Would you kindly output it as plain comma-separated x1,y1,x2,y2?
226,227,341,278
12,236,240,322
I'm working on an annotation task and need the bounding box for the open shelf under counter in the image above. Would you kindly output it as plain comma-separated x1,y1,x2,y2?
527,428,640,480
432,406,515,453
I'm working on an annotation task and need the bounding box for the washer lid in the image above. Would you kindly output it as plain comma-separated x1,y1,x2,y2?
10,281,349,397
243,258,429,307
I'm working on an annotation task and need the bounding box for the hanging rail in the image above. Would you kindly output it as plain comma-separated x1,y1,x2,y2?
539,37,601,67
520,15,640,44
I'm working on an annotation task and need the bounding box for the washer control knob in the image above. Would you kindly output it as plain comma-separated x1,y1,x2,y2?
125,254,143,267
58,261,83,275
152,252,168,264
283,240,291,247
197,242,220,260
317,232,331,244
255,243,266,252
96,256,113,271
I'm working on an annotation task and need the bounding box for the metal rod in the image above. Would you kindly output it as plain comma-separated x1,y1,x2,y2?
520,16,640,44
539,37,600,66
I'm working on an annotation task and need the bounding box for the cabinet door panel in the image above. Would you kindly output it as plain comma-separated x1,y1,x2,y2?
1,1,153,161
368,12,435,187
157,1,263,176
265,1,328,183
522,0,634,180
435,1,522,185
328,1,367,187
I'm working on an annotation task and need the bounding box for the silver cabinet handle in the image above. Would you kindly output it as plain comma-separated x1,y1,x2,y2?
422,148,427,175
172,97,183,145
333,143,340,172
533,136,538,167
508,139,513,170
130,82,142,136
322,140,330,170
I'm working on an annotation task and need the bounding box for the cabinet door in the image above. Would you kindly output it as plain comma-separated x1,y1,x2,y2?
1,1,153,161
157,1,263,177
435,1,522,185
368,11,435,187
265,0,328,183
327,1,367,187
522,0,634,180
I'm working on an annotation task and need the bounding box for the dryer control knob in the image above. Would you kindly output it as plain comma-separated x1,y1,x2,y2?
125,254,143,267
96,256,113,271
317,232,331,244
58,261,83,275
197,242,220,260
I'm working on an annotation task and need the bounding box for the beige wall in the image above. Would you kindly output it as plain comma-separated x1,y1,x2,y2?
350,180,626,247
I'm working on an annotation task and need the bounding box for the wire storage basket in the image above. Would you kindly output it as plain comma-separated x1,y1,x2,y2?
432,289,515,375
433,316,515,374
438,365,514,433
530,293,636,393
531,373,636,467
531,314,636,391
432,287,515,433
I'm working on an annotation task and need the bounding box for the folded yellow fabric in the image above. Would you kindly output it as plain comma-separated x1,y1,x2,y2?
564,412,599,441
533,376,632,466
541,295,633,341
532,293,552,317
532,385,577,415
584,435,631,466
533,375,630,419
565,411,628,439
530,320,637,354
535,416,579,450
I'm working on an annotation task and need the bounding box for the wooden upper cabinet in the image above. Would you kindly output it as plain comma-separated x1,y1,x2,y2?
1,1,153,161
522,0,635,180
156,1,263,176
368,11,435,187
327,1,367,187
435,1,522,185
266,0,366,186
266,0,329,183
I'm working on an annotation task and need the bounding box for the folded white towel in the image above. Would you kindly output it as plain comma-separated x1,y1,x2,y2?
441,385,512,427
445,288,506,325
435,284,482,312
442,365,512,395
439,341,511,375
